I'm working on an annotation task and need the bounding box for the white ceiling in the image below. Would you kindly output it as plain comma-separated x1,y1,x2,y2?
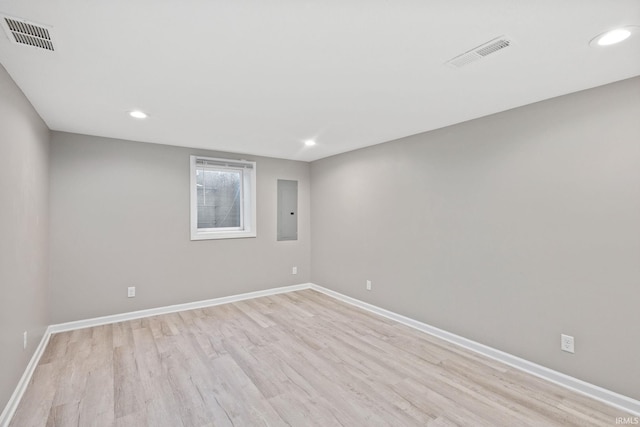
0,0,639,162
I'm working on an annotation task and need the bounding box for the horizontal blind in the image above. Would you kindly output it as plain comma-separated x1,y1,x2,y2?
195,157,254,169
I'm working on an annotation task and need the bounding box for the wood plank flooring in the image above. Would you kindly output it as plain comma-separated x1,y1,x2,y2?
9,289,632,426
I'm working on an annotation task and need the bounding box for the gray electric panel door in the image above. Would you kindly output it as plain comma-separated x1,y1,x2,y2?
277,179,298,241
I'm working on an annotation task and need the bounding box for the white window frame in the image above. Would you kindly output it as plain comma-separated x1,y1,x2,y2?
190,155,257,240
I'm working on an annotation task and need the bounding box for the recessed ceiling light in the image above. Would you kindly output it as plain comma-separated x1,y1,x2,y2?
591,27,636,47
304,139,316,147
129,110,147,119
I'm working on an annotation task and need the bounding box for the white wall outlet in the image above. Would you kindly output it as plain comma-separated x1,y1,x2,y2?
128,286,136,298
292,266,297,275
366,280,372,291
23,331,27,349
561,334,574,353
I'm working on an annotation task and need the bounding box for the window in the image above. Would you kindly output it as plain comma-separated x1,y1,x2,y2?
190,155,256,240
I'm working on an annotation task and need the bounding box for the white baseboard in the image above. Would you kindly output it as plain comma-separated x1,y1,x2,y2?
0,326,53,427
49,283,312,333
3,281,638,426
309,283,640,417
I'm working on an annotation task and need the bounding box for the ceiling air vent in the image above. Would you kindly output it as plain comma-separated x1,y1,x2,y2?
1,15,55,51
446,36,512,68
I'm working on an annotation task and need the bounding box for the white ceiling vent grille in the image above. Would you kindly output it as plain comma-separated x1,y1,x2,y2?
446,36,512,68
1,15,55,51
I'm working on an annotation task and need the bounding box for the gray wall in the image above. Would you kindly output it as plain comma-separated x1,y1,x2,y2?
310,76,640,400
49,132,310,323
0,66,50,410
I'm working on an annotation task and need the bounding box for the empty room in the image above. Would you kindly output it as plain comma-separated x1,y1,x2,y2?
1,0,639,426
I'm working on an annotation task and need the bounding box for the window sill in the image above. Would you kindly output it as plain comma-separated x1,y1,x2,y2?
190,230,257,241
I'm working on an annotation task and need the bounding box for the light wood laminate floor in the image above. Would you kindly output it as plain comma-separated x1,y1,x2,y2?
10,289,632,426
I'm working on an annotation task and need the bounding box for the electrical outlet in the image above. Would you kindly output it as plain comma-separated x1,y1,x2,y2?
366,280,372,291
128,286,136,298
561,334,574,353
292,266,297,275
23,331,27,349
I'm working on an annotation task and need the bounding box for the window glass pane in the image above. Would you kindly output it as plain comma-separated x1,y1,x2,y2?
196,169,205,206
197,168,242,229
